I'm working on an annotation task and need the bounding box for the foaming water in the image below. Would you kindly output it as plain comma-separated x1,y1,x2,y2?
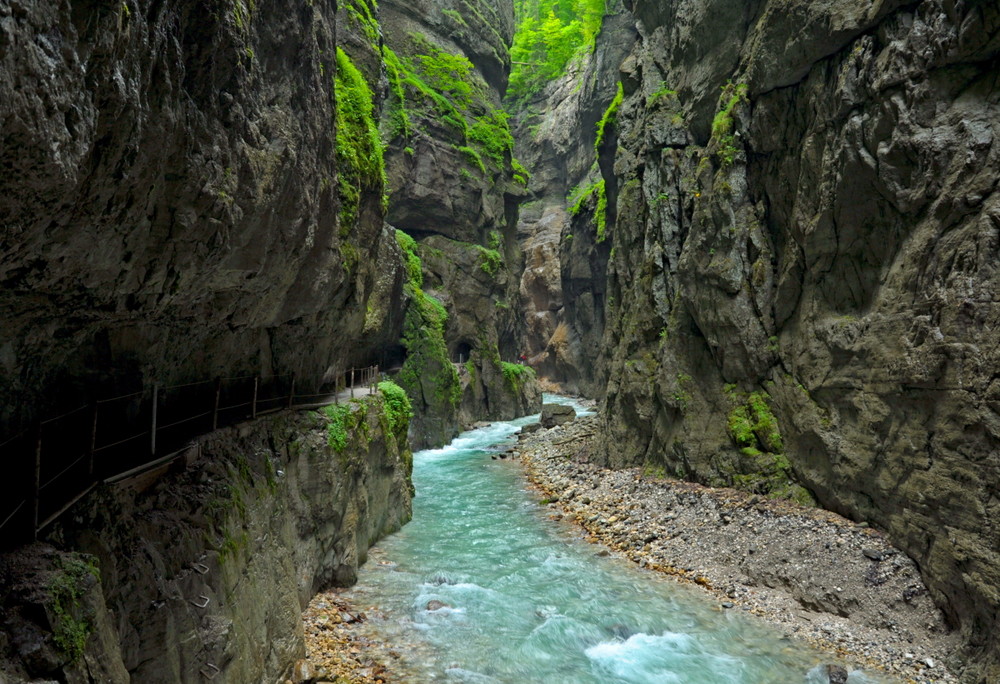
341,395,886,683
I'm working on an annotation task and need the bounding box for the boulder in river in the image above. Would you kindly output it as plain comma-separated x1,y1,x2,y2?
824,664,848,684
540,404,576,428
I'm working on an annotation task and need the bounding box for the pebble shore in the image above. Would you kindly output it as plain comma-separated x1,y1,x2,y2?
515,412,963,683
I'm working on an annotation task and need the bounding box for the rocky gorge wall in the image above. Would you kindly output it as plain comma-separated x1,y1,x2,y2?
0,0,403,436
512,8,635,397
0,395,412,683
370,0,542,445
580,0,1000,679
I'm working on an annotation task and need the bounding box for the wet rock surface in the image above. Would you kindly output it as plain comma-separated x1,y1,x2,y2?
518,415,963,683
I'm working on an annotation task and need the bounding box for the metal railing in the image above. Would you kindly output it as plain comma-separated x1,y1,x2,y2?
0,365,381,544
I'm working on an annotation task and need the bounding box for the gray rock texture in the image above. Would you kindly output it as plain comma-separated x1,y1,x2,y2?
512,10,636,396
587,0,1000,678
0,0,400,435
380,0,541,443
540,402,575,428
0,397,412,683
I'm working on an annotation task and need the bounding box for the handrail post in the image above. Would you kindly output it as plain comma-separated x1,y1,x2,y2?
287,373,296,409
150,383,159,456
88,403,98,477
350,368,355,399
32,423,42,540
212,378,222,430
251,376,259,418
335,371,340,404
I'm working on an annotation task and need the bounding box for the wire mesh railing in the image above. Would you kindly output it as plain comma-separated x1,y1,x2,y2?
0,365,381,545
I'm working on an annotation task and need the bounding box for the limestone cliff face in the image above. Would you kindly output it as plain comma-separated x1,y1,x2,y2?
511,11,636,396
0,0,398,434
0,398,412,682
591,0,1000,677
378,0,542,444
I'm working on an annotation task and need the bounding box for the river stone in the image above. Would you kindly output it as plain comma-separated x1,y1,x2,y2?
426,600,451,611
541,404,576,428
824,664,848,684
520,422,544,436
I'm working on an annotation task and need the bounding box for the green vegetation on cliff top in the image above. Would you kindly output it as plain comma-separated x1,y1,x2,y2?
378,379,413,436
507,0,607,101
501,361,536,389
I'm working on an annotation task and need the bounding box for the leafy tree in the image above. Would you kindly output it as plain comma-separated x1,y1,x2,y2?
507,0,607,101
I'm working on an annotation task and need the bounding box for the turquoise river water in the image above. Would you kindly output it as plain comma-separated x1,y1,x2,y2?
341,396,884,683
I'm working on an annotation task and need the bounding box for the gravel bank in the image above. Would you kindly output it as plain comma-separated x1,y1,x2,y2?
301,588,401,684
515,413,963,683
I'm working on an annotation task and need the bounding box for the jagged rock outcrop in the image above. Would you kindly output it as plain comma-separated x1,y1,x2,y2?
0,0,402,437
511,11,636,395
376,0,542,444
590,0,1000,678
0,396,412,682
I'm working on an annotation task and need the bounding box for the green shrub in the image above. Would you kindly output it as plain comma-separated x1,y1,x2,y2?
378,380,413,435
468,110,514,167
322,404,354,452
501,361,536,388
710,81,748,167
48,555,100,664
476,246,503,275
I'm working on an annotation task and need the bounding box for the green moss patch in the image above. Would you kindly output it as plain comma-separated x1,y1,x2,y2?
724,388,811,504
334,47,386,231
381,40,525,182
595,81,623,152
500,362,536,389
48,555,100,664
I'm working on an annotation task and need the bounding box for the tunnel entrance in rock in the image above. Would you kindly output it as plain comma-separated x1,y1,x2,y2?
453,341,473,364
380,345,408,372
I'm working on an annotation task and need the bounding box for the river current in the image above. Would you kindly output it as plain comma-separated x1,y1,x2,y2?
340,395,884,683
